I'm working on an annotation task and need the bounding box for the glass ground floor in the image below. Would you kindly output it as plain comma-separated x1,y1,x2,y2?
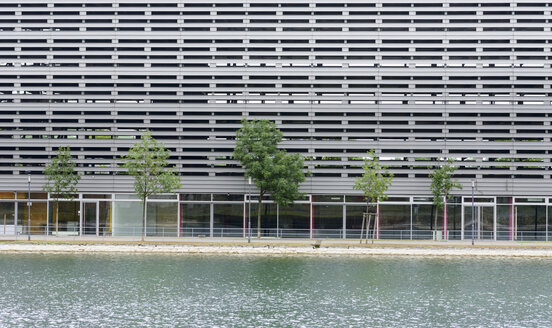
0,192,550,241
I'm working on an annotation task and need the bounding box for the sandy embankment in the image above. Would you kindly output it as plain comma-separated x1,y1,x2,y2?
1,242,552,257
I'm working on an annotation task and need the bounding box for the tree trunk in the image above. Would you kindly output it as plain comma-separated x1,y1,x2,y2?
141,198,146,242
433,206,439,241
359,213,365,244
366,215,372,244
257,192,263,238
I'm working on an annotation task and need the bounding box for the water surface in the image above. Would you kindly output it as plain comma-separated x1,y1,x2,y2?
1,254,551,327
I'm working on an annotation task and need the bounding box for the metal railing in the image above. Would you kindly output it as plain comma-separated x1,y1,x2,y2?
515,231,549,241
2,225,551,242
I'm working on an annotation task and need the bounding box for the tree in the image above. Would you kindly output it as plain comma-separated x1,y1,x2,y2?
43,146,80,235
430,158,462,240
123,131,181,241
353,149,393,242
233,119,308,238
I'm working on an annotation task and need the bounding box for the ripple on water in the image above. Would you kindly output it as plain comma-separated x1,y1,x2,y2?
0,254,551,327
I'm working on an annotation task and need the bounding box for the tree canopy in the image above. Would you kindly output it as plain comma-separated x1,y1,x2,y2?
353,149,393,207
233,119,308,236
123,131,181,240
430,158,462,239
43,146,80,201
430,158,462,210
123,131,181,201
353,149,393,242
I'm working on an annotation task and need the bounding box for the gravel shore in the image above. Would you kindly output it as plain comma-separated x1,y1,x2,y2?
2,242,552,257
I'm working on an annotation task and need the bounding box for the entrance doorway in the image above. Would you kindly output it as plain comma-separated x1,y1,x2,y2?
464,206,495,240
83,202,98,235
464,205,496,240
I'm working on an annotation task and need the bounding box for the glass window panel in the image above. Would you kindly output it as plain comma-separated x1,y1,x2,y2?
463,206,474,239
382,197,410,202
249,195,274,201
0,202,15,235
380,204,410,231
496,205,512,240
496,197,512,204
18,201,47,234
447,196,462,204
346,205,365,238
148,194,177,200
180,194,210,201
213,204,243,237
181,203,210,236
112,201,142,236
99,201,111,236
83,194,111,199
345,195,364,203
515,198,545,203
446,204,462,240
50,194,78,200
313,204,342,238
463,206,494,240
464,197,494,203
0,192,14,199
48,201,79,235
481,207,494,237
147,202,177,236
312,195,343,202
83,203,96,235
249,203,277,236
497,197,511,204
17,192,47,199
516,205,546,241
213,194,243,201
413,204,440,231
279,204,309,237
114,194,138,200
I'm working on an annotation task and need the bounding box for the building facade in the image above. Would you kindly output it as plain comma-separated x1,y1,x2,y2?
0,0,551,239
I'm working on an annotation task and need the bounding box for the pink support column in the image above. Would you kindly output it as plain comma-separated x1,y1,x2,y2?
443,198,448,240
243,202,247,238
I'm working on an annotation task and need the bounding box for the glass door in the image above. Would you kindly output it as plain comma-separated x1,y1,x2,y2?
83,202,98,235
464,206,495,240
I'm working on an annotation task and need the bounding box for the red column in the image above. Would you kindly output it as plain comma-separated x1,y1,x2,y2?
309,202,313,239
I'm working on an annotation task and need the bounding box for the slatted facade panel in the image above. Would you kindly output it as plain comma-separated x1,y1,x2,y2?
0,0,551,195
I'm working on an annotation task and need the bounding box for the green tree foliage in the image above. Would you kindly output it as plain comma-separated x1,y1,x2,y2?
233,119,308,238
43,146,80,234
353,149,393,208
430,158,462,238
353,149,393,241
123,131,181,241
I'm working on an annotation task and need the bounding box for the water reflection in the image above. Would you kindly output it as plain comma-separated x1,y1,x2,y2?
0,254,551,327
